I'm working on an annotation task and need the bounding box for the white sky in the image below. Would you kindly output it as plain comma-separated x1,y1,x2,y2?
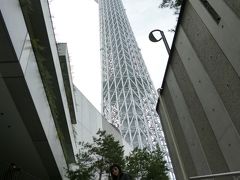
49,0,177,112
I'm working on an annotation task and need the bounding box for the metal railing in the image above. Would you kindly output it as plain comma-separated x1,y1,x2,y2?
189,171,240,180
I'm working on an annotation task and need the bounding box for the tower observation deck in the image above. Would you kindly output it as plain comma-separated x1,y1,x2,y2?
97,0,175,178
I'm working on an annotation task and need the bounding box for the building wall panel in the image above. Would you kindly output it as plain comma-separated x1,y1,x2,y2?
74,88,103,144
175,26,240,170
182,1,240,138
158,97,187,180
0,0,28,60
166,67,211,176
162,84,197,177
170,48,229,174
223,0,240,18
190,0,240,77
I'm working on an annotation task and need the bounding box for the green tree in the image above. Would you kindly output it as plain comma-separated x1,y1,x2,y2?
159,0,183,32
90,130,125,180
66,142,95,180
159,0,183,14
125,148,149,179
66,130,125,180
145,145,169,180
126,145,169,180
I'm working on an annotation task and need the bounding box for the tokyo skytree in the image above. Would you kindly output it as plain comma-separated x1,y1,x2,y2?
96,0,175,178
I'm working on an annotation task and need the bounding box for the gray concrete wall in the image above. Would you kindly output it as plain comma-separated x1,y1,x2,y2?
74,87,103,144
74,87,132,155
157,0,240,179
102,116,123,144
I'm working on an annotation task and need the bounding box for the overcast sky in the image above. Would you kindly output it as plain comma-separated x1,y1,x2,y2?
49,0,177,112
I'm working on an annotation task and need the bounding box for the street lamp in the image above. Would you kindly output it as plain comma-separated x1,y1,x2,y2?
148,29,170,54
148,29,170,94
149,29,176,180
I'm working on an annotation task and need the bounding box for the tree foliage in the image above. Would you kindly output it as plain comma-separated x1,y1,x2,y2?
159,0,183,32
159,0,183,14
66,142,95,179
66,130,125,180
125,145,169,180
90,130,125,179
66,130,169,180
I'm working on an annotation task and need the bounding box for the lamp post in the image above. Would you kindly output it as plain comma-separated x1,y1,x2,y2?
149,29,178,180
148,29,170,94
149,29,170,54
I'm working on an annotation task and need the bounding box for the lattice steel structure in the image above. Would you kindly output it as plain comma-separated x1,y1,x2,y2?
97,0,175,178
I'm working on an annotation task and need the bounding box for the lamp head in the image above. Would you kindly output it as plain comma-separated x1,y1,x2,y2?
149,29,163,42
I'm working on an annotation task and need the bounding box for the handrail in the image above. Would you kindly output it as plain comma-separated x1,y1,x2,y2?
189,171,240,179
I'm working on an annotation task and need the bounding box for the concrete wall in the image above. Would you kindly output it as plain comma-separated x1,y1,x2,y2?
74,87,132,154
156,0,240,179
74,87,103,144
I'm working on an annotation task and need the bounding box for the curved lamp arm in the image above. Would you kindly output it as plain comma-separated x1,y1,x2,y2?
148,29,170,54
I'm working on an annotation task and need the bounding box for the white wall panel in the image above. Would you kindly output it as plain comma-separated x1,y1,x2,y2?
0,0,28,59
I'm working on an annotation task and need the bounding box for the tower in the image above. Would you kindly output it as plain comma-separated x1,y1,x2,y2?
97,0,175,178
